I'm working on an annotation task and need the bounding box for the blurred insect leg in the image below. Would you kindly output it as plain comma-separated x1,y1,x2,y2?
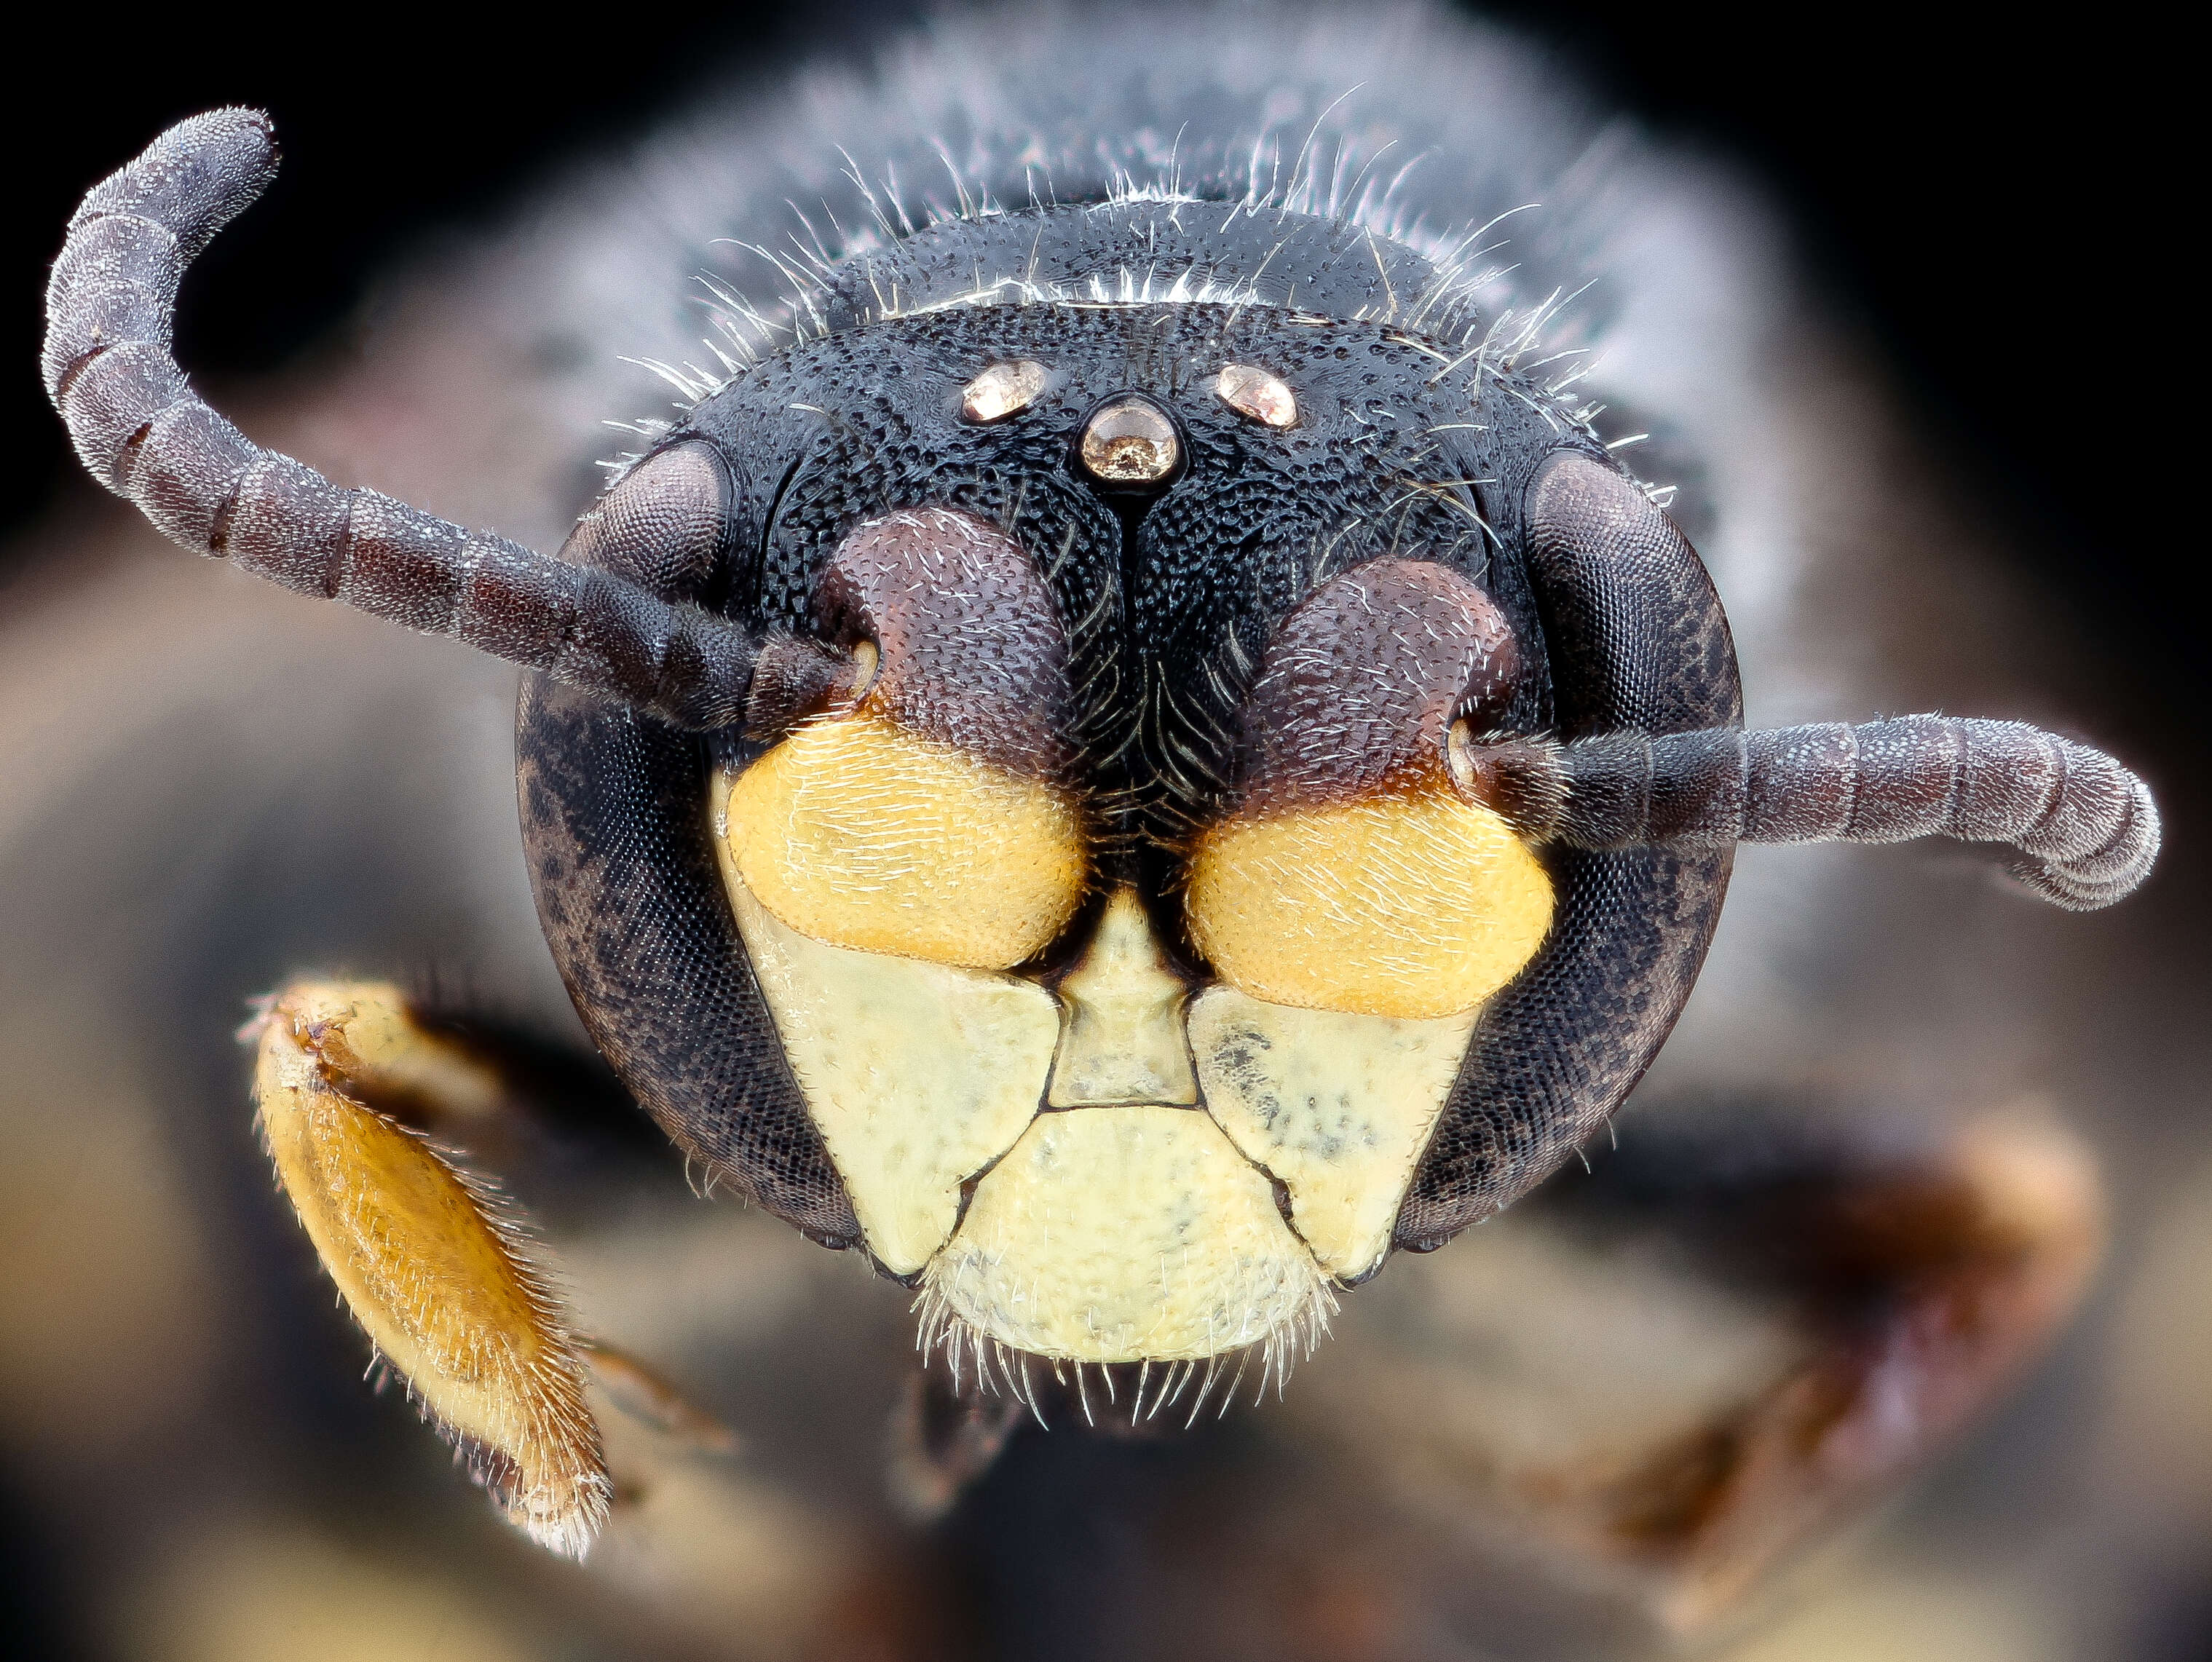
248,979,610,1555
885,1369,1026,1522
582,1338,739,1456
1555,1113,2104,1632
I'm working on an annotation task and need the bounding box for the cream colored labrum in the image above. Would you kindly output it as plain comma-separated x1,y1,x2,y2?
711,759,1536,1364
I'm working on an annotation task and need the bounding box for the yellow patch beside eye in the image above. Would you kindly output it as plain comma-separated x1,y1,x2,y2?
1185,791,1555,1019
709,779,1060,1277
722,714,1086,970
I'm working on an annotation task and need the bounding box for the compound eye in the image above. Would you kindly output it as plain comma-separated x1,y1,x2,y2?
1182,560,1554,1018
719,510,1088,970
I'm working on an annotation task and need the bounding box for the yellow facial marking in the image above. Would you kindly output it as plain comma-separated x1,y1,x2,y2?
1046,887,1198,1107
714,769,1059,1275
1185,788,1555,1018
923,1106,1331,1363
1190,989,1480,1281
711,764,1514,1365
251,982,605,1556
721,713,1086,970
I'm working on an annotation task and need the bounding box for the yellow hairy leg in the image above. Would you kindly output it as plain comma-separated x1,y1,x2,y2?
249,981,609,1556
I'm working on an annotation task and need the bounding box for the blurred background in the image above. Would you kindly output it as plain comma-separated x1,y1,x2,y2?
2,4,2201,1660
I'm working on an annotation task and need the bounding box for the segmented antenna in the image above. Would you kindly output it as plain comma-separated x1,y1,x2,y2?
43,109,797,732
1488,717,2159,909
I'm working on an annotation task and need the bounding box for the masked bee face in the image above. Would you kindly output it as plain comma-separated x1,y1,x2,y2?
652,253,1584,1367
521,202,1738,1375
706,496,1555,1362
